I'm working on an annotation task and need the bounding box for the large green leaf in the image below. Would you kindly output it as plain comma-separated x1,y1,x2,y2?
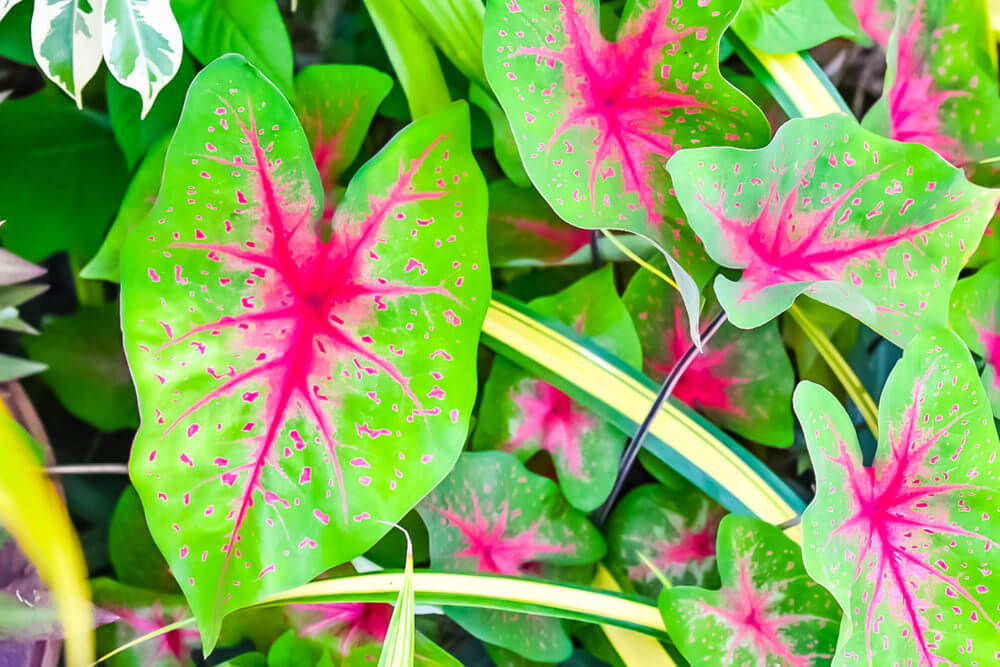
472,266,641,511
171,0,294,96
660,515,840,666
794,329,1000,665
666,113,997,346
120,55,489,649
605,483,725,599
415,451,605,662
622,256,794,446
0,89,130,262
864,0,1000,183
950,258,1000,416
733,0,869,52
483,0,770,341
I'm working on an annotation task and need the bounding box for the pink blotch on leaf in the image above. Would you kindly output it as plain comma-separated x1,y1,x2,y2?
507,380,593,477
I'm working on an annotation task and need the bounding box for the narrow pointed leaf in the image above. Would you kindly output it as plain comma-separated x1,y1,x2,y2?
378,525,414,667
794,329,1000,665
733,0,869,52
950,259,1000,416
864,0,1000,183
483,0,771,341
606,483,725,599
667,113,997,345
416,451,605,662
472,266,641,511
623,257,795,446
102,0,183,118
660,515,840,666
30,0,103,106
120,55,489,648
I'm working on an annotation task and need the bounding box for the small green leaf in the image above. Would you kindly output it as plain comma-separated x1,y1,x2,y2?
108,486,179,594
733,0,869,52
660,515,840,666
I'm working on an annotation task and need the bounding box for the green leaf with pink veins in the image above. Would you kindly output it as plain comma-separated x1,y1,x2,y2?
623,255,795,446
950,259,1000,417
415,451,606,662
605,483,726,599
863,0,1000,185
794,328,1000,666
483,0,770,345
667,113,998,346
852,0,896,47
661,515,840,666
471,265,641,512
119,55,490,650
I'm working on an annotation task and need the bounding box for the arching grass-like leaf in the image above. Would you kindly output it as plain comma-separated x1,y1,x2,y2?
864,0,1000,182
660,515,840,666
794,329,1000,665
416,451,605,662
120,55,489,649
483,0,770,340
605,483,725,599
667,113,997,345
622,256,794,446
950,259,1000,417
472,266,641,511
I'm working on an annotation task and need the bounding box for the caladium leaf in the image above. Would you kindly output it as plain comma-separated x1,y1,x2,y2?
293,64,393,223
120,55,489,649
102,0,183,118
794,328,1000,665
30,0,103,107
622,256,795,446
852,0,896,47
486,180,591,267
282,603,461,666
864,0,1000,183
660,515,841,666
605,483,725,599
472,266,641,512
667,113,998,346
483,0,771,342
415,451,605,662
950,259,1000,417
733,0,869,53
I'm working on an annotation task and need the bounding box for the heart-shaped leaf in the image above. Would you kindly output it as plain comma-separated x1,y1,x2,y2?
472,266,640,511
852,0,896,47
864,0,1000,182
486,180,591,267
605,483,725,599
120,55,489,648
660,514,841,666
950,259,1000,416
733,0,869,52
282,603,460,666
622,257,795,446
415,451,605,662
794,328,1000,665
667,113,998,345
483,0,770,340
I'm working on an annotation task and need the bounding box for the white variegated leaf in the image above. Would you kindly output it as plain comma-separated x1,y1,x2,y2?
0,0,25,22
102,0,182,118
31,0,104,107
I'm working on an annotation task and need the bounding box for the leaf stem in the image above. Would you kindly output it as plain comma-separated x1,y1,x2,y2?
785,304,879,434
44,464,129,475
596,310,728,525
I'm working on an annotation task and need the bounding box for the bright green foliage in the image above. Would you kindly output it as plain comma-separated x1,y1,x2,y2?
24,302,138,432
667,113,997,346
605,483,725,599
416,451,605,662
794,329,1000,665
733,0,868,52
108,486,178,594
472,266,640,511
950,259,1000,416
0,89,130,262
120,56,489,649
623,257,795,446
483,0,771,342
660,515,840,666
